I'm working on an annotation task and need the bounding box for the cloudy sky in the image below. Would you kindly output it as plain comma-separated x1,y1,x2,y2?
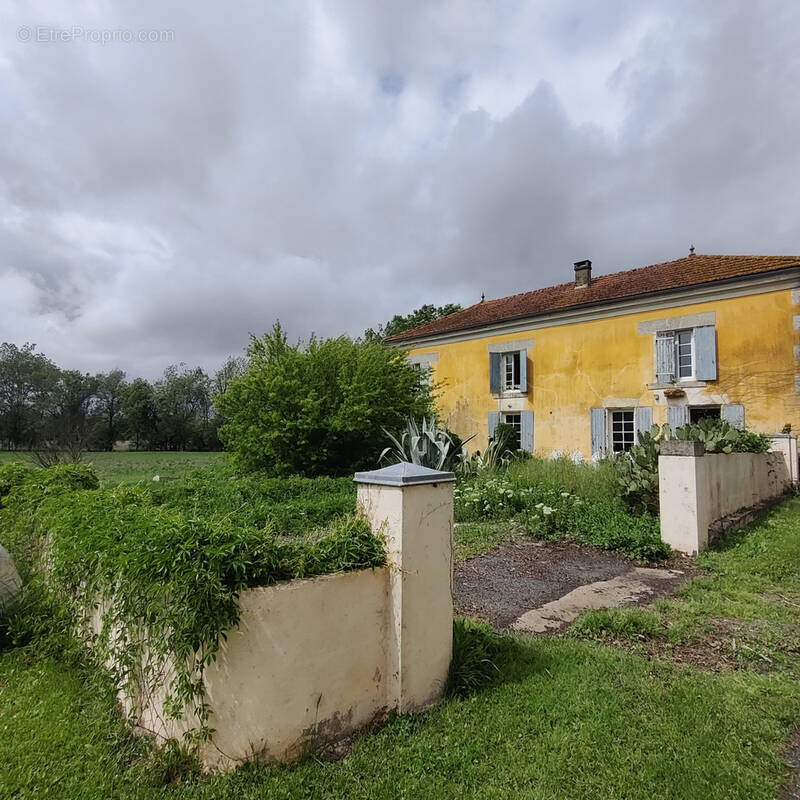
1,1,799,378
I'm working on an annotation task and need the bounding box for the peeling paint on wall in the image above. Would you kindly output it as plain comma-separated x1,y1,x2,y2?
409,289,798,455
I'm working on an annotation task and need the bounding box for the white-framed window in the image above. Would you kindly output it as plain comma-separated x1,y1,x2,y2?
609,409,635,452
502,412,521,450
489,344,530,396
653,325,716,384
406,355,436,386
675,329,694,379
503,351,521,391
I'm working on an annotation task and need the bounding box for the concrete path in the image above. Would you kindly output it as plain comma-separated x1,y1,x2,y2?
454,540,693,632
511,567,684,633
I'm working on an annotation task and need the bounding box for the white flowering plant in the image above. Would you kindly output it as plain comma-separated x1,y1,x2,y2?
454,455,670,560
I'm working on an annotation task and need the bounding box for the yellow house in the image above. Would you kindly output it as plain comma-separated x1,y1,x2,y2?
389,253,800,459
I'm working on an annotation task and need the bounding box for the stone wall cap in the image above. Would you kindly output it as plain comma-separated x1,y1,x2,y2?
660,439,706,457
770,433,797,439
354,462,456,486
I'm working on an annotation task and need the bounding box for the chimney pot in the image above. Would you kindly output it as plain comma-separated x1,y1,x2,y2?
573,259,592,288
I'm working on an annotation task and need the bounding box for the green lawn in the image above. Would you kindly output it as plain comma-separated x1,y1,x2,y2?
2,498,800,798
2,637,796,800
571,497,800,678
0,451,224,485
0,453,798,798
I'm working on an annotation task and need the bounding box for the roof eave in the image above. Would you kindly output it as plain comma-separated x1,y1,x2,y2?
388,265,800,346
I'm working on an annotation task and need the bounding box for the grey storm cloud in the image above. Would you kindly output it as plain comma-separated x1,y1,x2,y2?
0,0,799,378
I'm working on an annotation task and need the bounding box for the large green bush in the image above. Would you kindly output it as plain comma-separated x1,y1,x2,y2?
217,325,433,476
0,465,385,736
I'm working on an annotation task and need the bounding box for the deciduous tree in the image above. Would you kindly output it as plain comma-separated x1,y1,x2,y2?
0,343,60,450
364,303,461,342
218,324,433,475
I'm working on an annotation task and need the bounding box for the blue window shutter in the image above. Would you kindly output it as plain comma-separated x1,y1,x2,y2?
519,349,528,393
655,331,675,383
668,405,689,430
694,326,717,380
488,412,499,439
590,408,606,456
520,410,534,452
635,406,653,438
489,353,501,394
722,403,745,428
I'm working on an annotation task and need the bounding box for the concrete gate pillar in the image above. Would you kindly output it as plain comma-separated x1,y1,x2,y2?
354,463,454,713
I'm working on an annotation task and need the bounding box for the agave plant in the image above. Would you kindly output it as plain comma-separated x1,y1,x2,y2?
454,423,518,475
381,416,473,471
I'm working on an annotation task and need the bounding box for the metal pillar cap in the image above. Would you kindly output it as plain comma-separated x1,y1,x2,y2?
354,462,455,487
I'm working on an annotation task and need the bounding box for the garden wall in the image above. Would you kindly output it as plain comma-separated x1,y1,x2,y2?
94,463,455,772
658,435,797,554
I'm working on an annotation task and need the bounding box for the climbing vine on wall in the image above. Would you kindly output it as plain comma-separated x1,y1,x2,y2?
0,463,385,738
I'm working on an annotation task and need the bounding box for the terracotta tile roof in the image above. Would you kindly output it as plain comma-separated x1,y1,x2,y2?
388,254,800,342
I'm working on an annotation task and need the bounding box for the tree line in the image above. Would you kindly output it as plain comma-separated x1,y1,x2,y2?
0,342,247,452
1,303,462,456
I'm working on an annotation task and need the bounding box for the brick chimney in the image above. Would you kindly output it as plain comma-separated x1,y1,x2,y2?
574,259,592,288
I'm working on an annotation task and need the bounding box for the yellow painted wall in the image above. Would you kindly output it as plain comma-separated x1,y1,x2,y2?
408,289,799,457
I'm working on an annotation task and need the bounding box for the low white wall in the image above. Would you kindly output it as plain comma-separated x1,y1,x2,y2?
202,567,390,769
92,463,454,772
659,441,794,554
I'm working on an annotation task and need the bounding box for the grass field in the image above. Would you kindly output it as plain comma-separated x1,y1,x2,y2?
2,494,799,798
0,451,225,485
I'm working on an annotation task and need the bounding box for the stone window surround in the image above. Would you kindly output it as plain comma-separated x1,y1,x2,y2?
487,338,535,354
639,312,715,388
488,339,534,398
407,352,439,367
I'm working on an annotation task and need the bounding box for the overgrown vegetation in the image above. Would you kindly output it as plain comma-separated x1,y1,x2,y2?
455,419,773,559
4,510,800,800
615,419,773,514
2,477,800,796
673,417,771,453
455,423,520,475
614,426,664,515
455,456,669,561
218,324,433,475
0,463,384,736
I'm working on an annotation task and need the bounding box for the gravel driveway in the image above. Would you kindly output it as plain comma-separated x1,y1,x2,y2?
454,539,694,631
